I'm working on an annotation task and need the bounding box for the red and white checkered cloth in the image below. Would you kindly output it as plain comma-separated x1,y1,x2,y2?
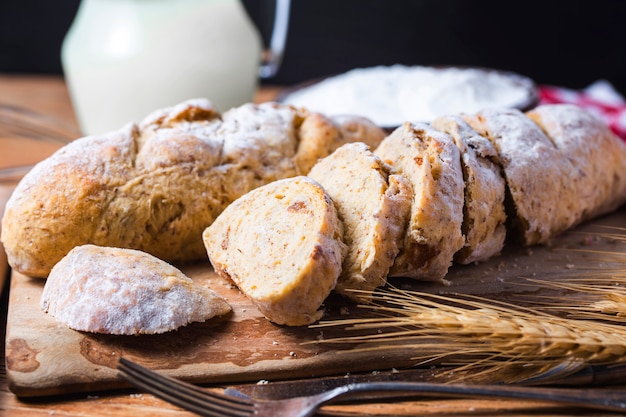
539,80,626,142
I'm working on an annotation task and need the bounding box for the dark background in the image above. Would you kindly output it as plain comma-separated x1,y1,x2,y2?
1,0,625,95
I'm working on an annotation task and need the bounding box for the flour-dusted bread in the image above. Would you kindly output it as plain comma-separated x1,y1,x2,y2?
308,142,413,298
431,115,507,264
294,113,387,173
374,122,464,281
1,99,384,278
203,176,347,326
526,104,626,226
462,108,564,246
40,244,231,335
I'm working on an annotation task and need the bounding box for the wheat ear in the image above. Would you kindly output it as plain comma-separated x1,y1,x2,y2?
311,286,626,381
512,227,626,321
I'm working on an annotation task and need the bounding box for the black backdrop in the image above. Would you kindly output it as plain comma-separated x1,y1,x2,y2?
2,0,625,95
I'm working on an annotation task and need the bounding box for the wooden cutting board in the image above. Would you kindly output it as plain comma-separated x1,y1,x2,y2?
5,207,626,397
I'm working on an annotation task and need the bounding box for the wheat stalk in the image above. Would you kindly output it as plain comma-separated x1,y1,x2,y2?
589,225,626,243
512,227,626,322
515,277,626,322
308,226,626,382
311,286,626,381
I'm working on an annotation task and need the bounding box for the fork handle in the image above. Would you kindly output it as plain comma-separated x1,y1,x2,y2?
313,381,626,414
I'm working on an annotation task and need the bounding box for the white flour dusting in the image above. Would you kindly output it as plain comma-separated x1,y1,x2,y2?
282,65,536,126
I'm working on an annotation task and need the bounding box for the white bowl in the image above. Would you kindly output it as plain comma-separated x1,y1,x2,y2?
279,65,539,129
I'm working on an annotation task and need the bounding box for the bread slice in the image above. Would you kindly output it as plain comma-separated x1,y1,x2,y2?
431,115,507,264
308,142,413,298
374,122,464,281
526,104,626,226
203,176,347,326
462,108,563,246
40,244,231,335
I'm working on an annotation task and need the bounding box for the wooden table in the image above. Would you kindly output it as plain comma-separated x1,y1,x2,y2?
1,74,626,416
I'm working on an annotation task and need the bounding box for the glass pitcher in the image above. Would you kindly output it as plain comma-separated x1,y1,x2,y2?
62,0,290,136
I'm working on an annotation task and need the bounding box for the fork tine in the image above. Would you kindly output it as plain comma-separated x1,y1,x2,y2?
118,357,247,403
117,357,254,417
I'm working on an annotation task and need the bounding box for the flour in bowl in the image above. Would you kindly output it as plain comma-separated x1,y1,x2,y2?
281,65,537,127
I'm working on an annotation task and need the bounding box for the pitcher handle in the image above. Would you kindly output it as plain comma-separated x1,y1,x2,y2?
259,0,291,79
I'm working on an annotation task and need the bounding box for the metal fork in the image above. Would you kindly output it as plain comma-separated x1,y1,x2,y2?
117,357,626,417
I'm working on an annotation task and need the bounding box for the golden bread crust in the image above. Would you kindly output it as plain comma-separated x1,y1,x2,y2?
374,122,465,281
462,108,562,245
1,99,384,277
527,104,626,226
431,115,507,264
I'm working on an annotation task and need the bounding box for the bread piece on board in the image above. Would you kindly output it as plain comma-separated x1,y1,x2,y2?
526,104,626,226
462,108,564,246
431,115,507,264
374,122,464,281
1,99,384,278
40,244,231,335
308,142,413,298
203,176,347,326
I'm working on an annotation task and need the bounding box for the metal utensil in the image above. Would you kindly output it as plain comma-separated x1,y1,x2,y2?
117,357,626,417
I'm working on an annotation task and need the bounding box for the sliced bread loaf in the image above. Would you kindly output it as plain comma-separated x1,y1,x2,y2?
462,108,563,246
308,142,412,298
374,122,464,281
431,115,507,264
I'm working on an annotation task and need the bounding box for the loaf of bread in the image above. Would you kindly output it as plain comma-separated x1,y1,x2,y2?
295,113,387,174
526,104,626,226
206,103,626,325
464,106,626,245
431,115,507,264
308,142,413,298
40,244,231,335
1,99,385,278
374,122,465,281
462,108,565,245
203,176,347,326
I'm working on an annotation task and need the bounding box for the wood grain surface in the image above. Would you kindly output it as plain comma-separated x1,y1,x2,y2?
6,207,626,398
